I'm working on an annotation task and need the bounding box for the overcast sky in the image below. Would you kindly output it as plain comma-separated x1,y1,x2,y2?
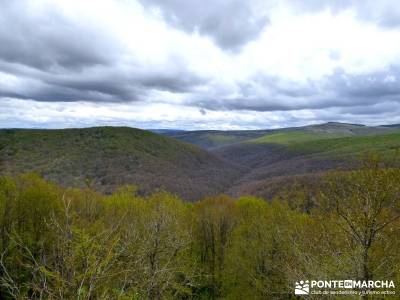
1,0,400,130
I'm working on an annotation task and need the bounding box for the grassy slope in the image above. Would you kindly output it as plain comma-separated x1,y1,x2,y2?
214,126,400,198
164,123,395,150
0,127,243,200
249,130,348,145
248,122,396,146
289,131,400,155
247,129,400,158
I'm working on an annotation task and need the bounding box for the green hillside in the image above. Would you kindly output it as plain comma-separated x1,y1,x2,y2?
249,130,347,145
0,127,242,200
211,125,400,199
164,122,395,150
247,128,400,157
288,131,400,159
247,122,394,145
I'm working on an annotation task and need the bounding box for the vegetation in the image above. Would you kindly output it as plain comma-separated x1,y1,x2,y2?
165,122,396,150
248,130,348,145
0,127,243,200
238,127,400,157
2,124,400,202
286,131,400,156
163,130,273,149
209,125,400,199
1,156,399,299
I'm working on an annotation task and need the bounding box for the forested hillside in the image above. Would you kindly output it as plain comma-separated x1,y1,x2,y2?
2,124,400,201
165,122,396,150
155,123,400,199
0,127,243,200
0,158,399,299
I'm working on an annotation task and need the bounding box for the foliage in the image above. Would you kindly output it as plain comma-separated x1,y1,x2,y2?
0,167,399,299
0,127,243,200
248,130,348,145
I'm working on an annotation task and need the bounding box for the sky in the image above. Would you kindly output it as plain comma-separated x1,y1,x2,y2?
1,0,400,130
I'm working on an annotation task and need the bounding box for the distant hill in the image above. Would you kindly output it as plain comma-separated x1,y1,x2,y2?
148,129,186,135
163,122,395,150
161,122,400,198
381,124,400,128
0,127,243,200
163,129,273,149
219,125,400,198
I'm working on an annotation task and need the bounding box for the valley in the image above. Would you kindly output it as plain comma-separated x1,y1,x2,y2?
165,122,400,198
1,122,400,200
1,122,400,299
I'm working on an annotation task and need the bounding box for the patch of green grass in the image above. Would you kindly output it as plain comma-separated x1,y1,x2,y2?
248,130,348,145
206,134,238,144
290,131,400,156
244,128,400,161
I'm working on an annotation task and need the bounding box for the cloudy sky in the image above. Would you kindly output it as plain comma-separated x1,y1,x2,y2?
1,0,400,130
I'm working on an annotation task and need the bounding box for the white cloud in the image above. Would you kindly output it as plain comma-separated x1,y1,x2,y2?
1,0,400,129
2,98,400,130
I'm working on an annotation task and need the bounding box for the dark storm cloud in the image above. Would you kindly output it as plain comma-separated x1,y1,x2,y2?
186,75,324,112
0,1,206,103
337,102,400,116
329,67,400,101
0,59,205,102
0,1,114,71
188,66,400,113
139,71,207,93
138,0,269,50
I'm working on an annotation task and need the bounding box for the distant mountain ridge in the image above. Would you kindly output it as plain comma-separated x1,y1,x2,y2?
161,122,400,198
381,124,400,128
162,122,397,150
148,129,186,135
1,123,400,201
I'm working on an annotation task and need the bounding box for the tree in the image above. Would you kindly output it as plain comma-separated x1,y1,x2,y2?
320,162,400,286
225,197,295,299
192,195,237,299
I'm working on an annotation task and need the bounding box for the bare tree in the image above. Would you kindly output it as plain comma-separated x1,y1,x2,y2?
322,163,400,286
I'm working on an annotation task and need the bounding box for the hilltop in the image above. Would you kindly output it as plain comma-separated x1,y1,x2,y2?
162,122,400,198
0,127,243,200
164,122,394,150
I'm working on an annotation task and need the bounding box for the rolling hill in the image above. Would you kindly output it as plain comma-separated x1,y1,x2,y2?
164,122,394,150
163,129,273,149
163,122,400,198
0,127,243,200
2,123,399,201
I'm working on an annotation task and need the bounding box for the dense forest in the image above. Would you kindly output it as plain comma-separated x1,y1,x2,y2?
1,156,399,299
3,124,400,202
0,127,242,201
